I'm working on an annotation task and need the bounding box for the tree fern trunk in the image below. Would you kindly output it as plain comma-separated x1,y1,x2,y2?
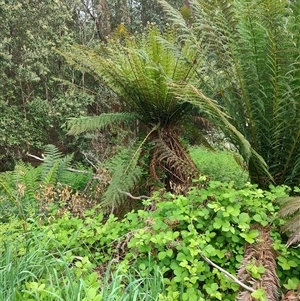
150,127,199,194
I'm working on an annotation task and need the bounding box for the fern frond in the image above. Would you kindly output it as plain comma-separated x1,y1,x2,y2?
159,0,300,187
12,163,41,201
56,154,74,184
67,112,137,135
278,197,300,218
282,213,300,236
150,127,199,193
278,196,300,246
41,144,63,180
41,144,74,186
61,25,201,128
0,175,16,203
43,161,59,186
180,85,255,165
285,232,300,248
157,0,190,33
101,144,145,211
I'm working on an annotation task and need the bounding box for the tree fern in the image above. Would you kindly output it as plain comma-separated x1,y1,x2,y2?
61,25,199,127
67,113,137,135
159,0,300,188
61,23,253,198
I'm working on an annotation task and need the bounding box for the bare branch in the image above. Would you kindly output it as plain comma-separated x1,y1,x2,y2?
26,153,44,161
82,151,98,170
26,152,101,179
118,190,149,200
200,253,255,293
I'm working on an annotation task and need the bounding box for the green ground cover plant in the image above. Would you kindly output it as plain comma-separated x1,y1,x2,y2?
1,180,299,300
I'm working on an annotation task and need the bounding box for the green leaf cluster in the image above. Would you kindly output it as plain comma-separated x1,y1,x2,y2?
2,181,298,300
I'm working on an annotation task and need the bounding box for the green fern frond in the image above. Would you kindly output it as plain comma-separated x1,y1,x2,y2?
13,163,41,201
159,0,300,187
41,144,63,180
61,25,201,128
157,0,190,33
41,144,73,186
102,145,144,210
56,154,74,184
180,86,250,157
0,164,41,219
67,113,137,135
0,176,16,203
43,161,59,186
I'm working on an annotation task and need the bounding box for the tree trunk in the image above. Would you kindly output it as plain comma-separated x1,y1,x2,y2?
150,127,199,194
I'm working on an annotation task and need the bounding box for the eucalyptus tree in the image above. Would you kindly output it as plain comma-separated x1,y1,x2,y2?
159,0,300,188
62,25,253,208
79,0,184,41
0,0,97,169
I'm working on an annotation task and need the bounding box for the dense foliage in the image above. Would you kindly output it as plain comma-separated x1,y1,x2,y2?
0,0,98,168
159,0,300,188
0,0,186,170
61,24,256,211
1,1,300,301
189,147,249,188
1,180,300,300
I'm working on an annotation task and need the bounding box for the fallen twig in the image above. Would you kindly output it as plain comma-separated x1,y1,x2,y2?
200,253,255,293
118,190,149,200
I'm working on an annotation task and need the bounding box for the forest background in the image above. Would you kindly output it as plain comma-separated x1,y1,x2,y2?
1,1,300,301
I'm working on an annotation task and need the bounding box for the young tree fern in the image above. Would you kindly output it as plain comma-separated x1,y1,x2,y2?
159,0,300,189
0,145,77,219
41,144,74,186
60,25,252,209
102,145,144,212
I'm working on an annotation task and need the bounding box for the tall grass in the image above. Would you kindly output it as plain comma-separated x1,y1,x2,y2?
0,226,166,301
0,231,93,301
100,259,165,301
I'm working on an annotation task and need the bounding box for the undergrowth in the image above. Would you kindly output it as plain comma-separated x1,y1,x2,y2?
1,180,299,300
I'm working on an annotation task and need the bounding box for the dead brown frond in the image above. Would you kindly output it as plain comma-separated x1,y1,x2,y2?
150,127,199,194
285,232,300,248
37,183,96,218
278,196,300,247
281,290,300,301
237,225,279,301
